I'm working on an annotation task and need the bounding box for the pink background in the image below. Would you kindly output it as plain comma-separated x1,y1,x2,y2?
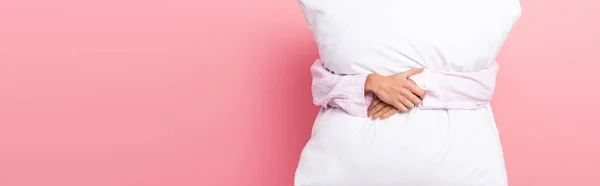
1,0,599,185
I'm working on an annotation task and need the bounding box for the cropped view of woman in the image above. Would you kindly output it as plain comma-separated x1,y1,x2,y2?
295,0,522,185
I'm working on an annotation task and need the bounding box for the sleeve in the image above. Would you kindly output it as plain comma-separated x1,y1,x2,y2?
311,59,374,118
409,60,499,110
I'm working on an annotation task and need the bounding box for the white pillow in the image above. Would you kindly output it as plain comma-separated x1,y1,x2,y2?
298,0,522,75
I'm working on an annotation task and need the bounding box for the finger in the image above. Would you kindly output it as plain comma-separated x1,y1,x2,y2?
390,98,407,113
380,107,399,119
393,98,410,113
404,81,426,99
400,96,415,110
368,101,387,117
400,89,421,106
373,105,393,119
368,98,382,113
368,97,382,111
401,68,424,77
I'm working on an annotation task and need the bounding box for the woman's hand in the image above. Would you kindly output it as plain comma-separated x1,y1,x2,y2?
365,68,425,113
368,97,399,120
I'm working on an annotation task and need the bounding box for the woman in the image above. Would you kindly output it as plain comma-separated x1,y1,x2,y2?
295,0,522,185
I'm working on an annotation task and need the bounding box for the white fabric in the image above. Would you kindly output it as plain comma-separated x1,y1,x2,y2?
295,0,522,185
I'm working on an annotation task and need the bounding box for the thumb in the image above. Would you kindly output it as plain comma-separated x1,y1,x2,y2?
402,68,424,77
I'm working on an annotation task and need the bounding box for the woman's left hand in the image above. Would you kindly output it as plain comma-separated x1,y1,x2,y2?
368,97,400,120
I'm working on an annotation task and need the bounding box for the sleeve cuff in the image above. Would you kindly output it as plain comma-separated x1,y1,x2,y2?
341,74,371,118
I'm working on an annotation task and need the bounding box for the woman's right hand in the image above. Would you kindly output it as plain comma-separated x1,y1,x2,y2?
365,68,426,112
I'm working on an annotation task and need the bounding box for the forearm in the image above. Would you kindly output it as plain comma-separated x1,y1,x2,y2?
410,61,499,109
311,59,373,117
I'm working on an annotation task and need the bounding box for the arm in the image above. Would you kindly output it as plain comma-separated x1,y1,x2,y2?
410,61,499,109
311,59,374,117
